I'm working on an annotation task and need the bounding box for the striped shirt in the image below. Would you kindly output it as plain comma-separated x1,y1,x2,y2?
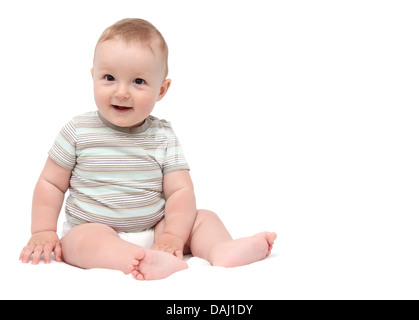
48,111,189,232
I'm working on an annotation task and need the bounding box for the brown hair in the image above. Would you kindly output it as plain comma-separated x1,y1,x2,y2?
95,18,169,77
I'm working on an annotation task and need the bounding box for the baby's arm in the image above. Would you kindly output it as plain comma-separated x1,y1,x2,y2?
153,170,197,259
20,157,71,264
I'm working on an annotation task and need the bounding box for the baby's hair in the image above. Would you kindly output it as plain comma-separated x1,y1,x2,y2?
95,18,169,77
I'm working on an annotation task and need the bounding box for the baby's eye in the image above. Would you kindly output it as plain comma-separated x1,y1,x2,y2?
134,78,145,85
105,75,115,81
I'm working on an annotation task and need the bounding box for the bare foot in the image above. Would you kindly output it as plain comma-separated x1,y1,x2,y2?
211,232,277,268
128,247,188,280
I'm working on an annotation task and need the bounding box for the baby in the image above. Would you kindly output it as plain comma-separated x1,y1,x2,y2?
20,18,277,280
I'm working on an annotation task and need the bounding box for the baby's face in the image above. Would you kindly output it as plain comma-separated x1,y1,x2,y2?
92,38,170,128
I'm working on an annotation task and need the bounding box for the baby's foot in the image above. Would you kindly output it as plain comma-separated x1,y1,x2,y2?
211,232,277,268
128,247,188,280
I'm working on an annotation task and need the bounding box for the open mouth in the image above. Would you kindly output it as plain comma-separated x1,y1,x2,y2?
112,105,132,111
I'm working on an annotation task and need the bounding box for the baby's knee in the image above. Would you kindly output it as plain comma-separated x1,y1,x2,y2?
196,209,221,224
62,223,116,257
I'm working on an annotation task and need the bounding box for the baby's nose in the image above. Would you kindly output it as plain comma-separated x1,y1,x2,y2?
115,84,130,99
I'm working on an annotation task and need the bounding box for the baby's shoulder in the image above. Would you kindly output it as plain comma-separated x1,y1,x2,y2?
148,115,175,133
69,111,101,128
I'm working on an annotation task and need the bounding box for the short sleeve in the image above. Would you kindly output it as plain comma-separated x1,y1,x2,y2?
48,121,77,170
162,126,190,175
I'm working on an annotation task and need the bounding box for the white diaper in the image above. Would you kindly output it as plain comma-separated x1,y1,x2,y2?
61,221,155,249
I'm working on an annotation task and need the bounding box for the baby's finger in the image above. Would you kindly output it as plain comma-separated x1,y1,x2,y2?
20,245,34,263
54,242,63,262
43,244,53,264
174,249,183,260
31,245,44,265
19,248,25,262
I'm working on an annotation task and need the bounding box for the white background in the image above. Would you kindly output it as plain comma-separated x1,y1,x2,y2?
1,0,419,299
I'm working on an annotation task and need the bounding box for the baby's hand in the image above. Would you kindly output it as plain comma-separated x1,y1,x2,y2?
20,231,62,264
152,233,185,259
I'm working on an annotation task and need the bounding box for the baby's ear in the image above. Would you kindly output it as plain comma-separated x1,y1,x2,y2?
90,68,94,79
157,78,171,101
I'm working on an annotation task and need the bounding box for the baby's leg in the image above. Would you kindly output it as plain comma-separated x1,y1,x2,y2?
188,210,277,268
61,223,187,280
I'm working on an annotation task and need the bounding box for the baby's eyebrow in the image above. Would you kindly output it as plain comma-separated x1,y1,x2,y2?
96,66,113,73
95,62,151,78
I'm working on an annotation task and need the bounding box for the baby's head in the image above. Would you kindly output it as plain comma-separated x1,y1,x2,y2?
94,18,169,77
92,18,171,128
